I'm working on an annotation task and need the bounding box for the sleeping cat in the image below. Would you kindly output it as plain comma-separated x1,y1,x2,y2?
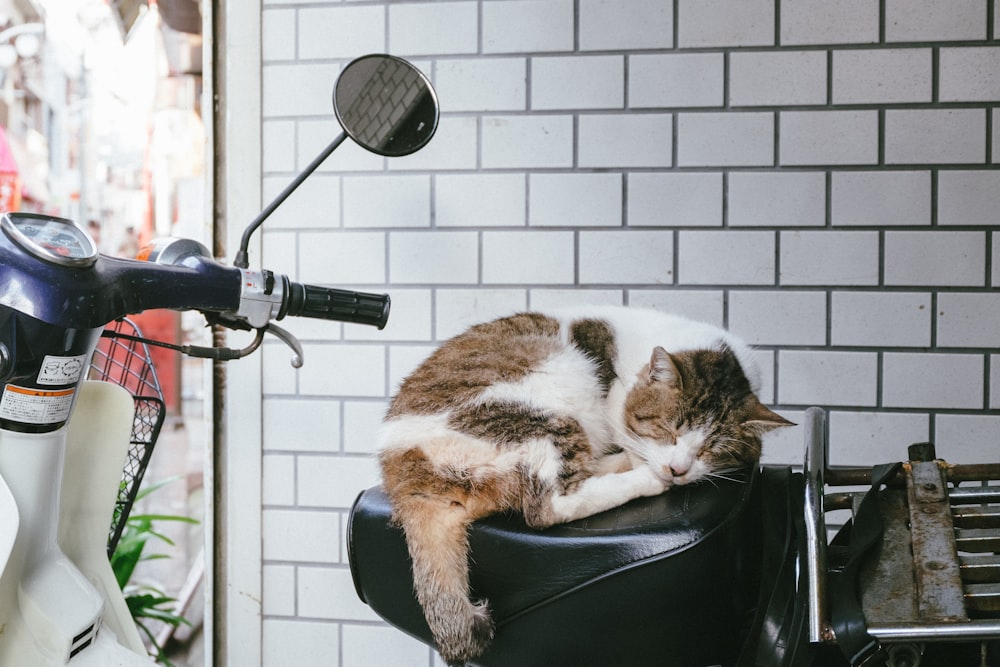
377,306,791,665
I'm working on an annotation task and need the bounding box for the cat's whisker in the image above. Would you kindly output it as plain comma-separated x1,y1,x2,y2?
698,475,721,489
709,438,752,458
703,469,748,484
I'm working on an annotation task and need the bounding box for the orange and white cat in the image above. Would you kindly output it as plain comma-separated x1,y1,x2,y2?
378,306,791,665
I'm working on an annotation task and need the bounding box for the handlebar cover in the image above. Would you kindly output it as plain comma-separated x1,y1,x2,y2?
0,245,242,331
285,283,390,329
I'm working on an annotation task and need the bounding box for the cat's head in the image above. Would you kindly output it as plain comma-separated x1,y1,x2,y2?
623,344,792,486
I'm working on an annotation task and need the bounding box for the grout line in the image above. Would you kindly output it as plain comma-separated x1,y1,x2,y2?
879,0,887,44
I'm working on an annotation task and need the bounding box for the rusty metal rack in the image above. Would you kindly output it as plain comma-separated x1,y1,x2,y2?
88,317,167,557
803,408,1000,662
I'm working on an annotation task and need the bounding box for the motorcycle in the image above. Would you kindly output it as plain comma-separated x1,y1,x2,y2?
0,53,438,666
349,408,1000,664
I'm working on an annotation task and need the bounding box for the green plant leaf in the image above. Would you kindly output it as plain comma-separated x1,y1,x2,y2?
140,553,171,563
132,475,182,501
109,475,198,665
110,533,148,588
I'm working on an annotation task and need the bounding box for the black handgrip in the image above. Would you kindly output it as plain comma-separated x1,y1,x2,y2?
285,282,390,329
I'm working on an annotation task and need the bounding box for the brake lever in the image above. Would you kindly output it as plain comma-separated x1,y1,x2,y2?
201,312,303,367
265,322,303,368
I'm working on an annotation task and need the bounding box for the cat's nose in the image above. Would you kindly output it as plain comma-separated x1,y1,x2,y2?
668,462,689,476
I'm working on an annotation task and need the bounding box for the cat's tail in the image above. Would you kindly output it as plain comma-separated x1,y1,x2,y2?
393,492,494,666
380,448,495,666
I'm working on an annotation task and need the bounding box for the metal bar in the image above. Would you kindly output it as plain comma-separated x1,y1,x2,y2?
960,555,1000,583
950,486,1000,504
826,466,898,487
234,132,348,268
952,504,1000,529
950,464,1000,482
824,491,854,511
965,583,1000,613
955,528,1000,553
868,619,1000,643
860,490,920,625
826,464,1000,488
905,460,968,621
803,407,829,643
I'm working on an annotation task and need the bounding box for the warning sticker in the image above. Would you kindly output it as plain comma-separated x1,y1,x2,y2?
0,385,76,424
37,354,88,386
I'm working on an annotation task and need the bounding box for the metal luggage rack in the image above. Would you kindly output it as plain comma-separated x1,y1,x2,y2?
802,408,1000,656
88,317,167,557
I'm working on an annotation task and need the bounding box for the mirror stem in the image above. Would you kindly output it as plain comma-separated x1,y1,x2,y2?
234,131,349,269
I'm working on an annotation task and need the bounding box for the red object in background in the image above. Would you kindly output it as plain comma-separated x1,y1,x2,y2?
0,125,23,212
129,309,181,414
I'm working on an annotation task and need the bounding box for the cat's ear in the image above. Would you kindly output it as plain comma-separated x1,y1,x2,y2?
743,400,795,433
648,346,681,386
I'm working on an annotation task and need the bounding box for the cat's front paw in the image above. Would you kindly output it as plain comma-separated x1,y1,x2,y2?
633,464,673,496
592,450,634,475
653,467,675,489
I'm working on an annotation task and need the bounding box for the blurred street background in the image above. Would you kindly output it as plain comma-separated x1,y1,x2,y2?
0,0,208,663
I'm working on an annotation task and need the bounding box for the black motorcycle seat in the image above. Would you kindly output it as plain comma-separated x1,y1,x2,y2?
348,467,761,666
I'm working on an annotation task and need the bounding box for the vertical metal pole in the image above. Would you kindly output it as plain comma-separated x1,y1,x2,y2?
803,406,829,643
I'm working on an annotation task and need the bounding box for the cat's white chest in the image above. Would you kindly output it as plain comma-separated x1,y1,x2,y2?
476,346,613,452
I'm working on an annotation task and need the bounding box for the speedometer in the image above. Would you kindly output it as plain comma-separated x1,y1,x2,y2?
1,212,99,268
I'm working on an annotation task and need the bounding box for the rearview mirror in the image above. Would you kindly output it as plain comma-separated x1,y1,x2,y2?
235,54,439,268
333,54,439,157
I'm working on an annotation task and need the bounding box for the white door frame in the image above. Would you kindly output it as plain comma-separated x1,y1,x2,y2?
211,1,264,665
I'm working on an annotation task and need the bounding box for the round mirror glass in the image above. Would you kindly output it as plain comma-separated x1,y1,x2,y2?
333,54,440,157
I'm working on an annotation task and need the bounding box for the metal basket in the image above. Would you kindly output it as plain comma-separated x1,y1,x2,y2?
89,317,167,556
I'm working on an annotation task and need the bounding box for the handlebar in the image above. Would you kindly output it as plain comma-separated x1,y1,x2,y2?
285,283,390,329
142,238,390,331
0,227,391,370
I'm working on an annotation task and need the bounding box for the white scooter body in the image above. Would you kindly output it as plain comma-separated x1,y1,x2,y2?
0,381,150,665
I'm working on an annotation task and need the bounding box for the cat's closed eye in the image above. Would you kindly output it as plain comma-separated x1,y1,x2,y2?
630,417,679,440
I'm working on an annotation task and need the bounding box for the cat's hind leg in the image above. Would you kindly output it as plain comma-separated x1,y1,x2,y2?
380,446,505,666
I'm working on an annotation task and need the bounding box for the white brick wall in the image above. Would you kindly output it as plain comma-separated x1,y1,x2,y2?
831,171,931,226
531,55,624,109
886,109,987,164
884,231,986,286
630,53,723,107
779,231,880,285
780,110,879,165
677,112,774,166
780,0,879,45
830,292,932,347
832,48,932,104
579,0,673,50
678,0,774,48
628,172,722,226
728,172,825,227
886,0,987,42
249,2,1000,664
678,230,775,284
730,51,827,106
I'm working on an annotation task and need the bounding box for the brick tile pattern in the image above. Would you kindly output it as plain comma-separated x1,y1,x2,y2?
257,2,1000,663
